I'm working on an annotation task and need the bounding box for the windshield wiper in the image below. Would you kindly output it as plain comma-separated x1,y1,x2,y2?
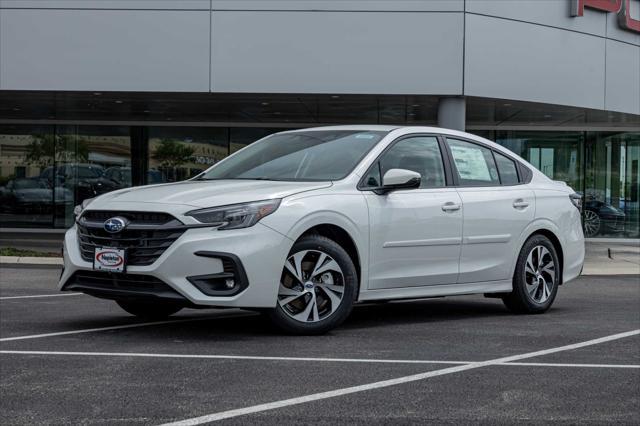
232,177,281,181
192,177,219,181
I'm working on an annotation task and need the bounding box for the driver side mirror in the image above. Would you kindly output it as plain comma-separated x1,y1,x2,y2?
375,169,421,195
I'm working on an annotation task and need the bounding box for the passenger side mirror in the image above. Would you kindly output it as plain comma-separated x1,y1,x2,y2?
376,169,421,194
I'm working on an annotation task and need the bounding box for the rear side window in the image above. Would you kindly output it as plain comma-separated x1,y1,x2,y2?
446,138,500,186
494,152,520,185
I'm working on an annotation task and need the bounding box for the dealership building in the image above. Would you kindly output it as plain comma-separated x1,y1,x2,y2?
0,0,639,239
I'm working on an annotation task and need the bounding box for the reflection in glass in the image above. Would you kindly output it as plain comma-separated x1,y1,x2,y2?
230,127,283,154
0,125,56,227
585,132,639,238
149,127,229,182
53,126,132,227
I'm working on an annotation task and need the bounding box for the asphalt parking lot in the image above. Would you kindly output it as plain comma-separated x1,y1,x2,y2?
1,267,639,425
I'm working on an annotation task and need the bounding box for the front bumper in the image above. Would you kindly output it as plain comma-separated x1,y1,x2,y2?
59,223,292,308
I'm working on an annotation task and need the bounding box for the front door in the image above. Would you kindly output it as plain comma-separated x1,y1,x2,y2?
362,135,463,289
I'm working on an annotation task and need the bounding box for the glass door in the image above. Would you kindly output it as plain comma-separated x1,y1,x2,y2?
584,132,640,238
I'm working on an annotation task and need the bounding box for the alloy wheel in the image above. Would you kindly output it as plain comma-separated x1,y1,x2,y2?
583,210,601,237
524,245,556,304
278,249,345,323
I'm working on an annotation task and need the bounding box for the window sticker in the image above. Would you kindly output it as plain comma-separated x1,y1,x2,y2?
450,145,491,181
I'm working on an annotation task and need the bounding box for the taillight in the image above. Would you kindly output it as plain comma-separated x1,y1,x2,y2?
569,193,582,212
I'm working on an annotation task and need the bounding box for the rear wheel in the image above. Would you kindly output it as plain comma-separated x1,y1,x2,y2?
502,235,560,314
116,300,182,319
267,235,357,335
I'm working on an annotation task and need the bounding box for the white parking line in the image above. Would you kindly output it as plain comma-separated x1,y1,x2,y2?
0,312,254,342
503,361,640,369
0,350,470,365
159,329,640,425
0,350,638,370
0,293,82,300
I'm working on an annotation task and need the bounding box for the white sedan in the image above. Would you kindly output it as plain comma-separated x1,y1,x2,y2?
61,126,585,334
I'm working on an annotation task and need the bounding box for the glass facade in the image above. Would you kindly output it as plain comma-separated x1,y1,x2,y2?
492,131,640,238
1,123,638,238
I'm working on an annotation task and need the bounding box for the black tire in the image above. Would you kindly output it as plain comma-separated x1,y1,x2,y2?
502,234,560,314
116,300,182,319
267,234,357,335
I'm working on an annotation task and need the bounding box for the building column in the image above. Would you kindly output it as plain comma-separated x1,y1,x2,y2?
437,96,466,131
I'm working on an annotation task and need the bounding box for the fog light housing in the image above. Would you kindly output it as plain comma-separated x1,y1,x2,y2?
187,251,249,297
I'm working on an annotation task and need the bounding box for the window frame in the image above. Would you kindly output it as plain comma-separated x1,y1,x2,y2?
442,136,528,187
357,133,453,191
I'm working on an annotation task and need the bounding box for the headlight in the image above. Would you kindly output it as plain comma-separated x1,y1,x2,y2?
73,197,95,219
186,199,281,230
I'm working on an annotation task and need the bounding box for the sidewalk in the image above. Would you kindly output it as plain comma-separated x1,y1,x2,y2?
583,240,639,275
1,241,637,275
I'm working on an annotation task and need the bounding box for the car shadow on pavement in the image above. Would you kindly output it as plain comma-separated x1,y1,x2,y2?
19,298,570,341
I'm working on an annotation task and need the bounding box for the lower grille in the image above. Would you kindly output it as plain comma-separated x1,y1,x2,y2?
63,270,186,302
77,210,186,266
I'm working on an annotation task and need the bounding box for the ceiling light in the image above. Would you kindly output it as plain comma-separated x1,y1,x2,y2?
115,100,123,104
331,95,340,99
93,92,102,96
143,110,150,113
261,102,270,106
411,104,420,107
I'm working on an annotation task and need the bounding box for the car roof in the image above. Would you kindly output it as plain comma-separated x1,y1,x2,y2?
281,125,483,139
282,125,401,133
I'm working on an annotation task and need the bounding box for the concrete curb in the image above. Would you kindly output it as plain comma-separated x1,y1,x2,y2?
1,256,63,268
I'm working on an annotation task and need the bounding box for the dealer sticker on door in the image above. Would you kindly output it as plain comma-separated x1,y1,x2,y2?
94,247,126,272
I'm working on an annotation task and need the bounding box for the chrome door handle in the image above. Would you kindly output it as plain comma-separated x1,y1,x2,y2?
441,202,461,212
513,199,529,209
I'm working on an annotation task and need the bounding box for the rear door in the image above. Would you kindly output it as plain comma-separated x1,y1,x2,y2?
444,138,535,283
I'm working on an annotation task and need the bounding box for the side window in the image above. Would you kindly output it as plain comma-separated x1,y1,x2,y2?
446,138,500,186
494,151,520,185
363,136,446,189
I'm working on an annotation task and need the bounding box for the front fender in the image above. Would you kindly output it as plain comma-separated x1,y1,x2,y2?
261,193,370,296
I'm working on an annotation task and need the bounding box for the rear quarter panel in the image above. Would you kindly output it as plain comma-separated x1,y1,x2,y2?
529,187,585,283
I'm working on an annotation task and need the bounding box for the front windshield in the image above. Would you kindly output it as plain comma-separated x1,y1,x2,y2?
198,130,387,181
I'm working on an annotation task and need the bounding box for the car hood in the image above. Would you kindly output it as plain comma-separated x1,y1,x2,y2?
90,179,332,209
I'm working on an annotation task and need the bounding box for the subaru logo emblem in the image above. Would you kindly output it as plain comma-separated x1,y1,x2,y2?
103,217,127,233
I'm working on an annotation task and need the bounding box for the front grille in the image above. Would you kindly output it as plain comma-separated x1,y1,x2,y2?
82,210,173,225
63,270,186,301
77,210,186,266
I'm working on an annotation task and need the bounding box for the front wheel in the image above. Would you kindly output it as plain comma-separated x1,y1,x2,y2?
502,235,560,314
116,300,183,319
267,235,357,335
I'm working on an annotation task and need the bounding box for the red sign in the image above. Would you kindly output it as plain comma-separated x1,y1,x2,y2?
571,0,640,33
